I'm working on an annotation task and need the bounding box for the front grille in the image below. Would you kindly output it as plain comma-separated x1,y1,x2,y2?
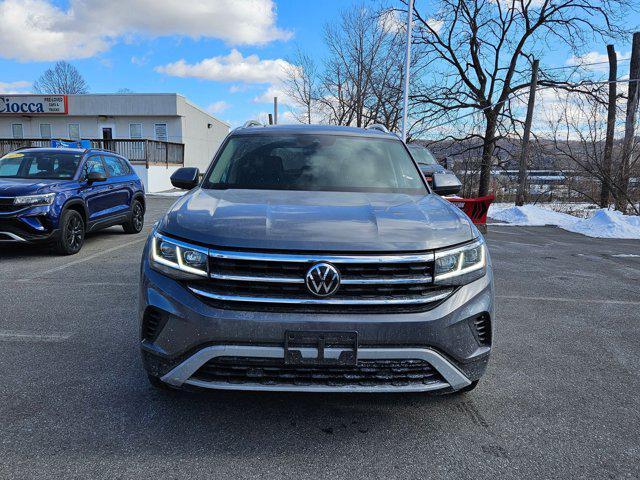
188,248,454,313
192,357,446,387
211,258,431,280
0,198,19,213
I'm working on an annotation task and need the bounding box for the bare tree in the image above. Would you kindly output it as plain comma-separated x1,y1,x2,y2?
33,61,89,95
282,4,419,132
408,0,631,197
546,86,639,214
601,45,618,208
282,48,318,124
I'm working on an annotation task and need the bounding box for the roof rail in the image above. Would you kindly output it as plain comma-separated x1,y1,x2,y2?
365,124,390,134
242,120,264,129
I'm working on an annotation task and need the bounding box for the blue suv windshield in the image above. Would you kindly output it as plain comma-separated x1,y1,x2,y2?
0,151,82,180
203,134,427,194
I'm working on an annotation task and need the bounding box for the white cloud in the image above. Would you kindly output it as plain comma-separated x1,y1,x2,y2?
566,50,630,72
131,54,150,66
0,0,291,62
379,10,442,34
252,85,295,106
0,0,111,61
207,100,231,114
156,49,294,84
0,80,31,94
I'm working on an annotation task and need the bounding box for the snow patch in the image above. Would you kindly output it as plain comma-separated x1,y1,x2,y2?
488,204,640,239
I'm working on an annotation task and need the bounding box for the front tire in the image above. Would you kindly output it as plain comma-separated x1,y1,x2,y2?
53,209,85,255
122,200,144,234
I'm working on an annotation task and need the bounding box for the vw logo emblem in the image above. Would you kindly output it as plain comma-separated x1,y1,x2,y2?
305,263,341,297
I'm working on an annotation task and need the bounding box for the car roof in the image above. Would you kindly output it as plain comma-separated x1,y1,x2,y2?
7,147,124,157
9,147,86,154
231,123,400,139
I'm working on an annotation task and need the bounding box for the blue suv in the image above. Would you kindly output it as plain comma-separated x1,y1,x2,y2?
0,147,146,254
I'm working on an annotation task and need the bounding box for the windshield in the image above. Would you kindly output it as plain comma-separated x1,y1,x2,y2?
408,146,438,166
203,134,427,194
0,151,82,180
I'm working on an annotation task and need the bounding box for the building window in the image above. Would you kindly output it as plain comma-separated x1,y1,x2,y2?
154,123,168,142
12,124,24,139
40,124,52,139
129,123,142,139
68,123,80,140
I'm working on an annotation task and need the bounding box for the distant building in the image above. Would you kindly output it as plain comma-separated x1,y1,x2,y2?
0,94,229,191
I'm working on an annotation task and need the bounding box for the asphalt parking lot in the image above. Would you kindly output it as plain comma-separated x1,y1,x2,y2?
1,196,639,479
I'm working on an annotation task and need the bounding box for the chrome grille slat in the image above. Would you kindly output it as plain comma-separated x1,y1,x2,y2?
209,249,434,264
189,286,453,305
209,272,431,285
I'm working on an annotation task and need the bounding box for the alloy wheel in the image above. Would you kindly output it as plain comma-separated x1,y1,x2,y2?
66,216,84,250
132,203,144,231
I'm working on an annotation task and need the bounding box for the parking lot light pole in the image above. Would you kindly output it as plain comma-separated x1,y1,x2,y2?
401,0,415,143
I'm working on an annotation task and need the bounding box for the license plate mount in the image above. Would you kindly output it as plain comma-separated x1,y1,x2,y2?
284,331,358,366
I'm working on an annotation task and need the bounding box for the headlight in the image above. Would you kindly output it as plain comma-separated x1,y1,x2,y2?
434,238,486,285
13,193,56,207
150,232,208,279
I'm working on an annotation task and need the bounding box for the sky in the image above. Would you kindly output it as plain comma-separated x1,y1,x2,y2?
0,0,638,129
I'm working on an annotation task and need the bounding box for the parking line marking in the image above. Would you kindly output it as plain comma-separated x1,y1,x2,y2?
0,330,72,342
17,237,147,282
497,294,640,306
1,280,136,287
489,239,542,247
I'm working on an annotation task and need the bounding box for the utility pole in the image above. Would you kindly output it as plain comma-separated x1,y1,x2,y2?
516,58,539,206
616,32,640,213
600,44,617,208
401,0,414,143
273,96,278,125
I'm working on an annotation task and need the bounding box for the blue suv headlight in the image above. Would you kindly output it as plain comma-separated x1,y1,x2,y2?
150,232,208,279
13,193,56,207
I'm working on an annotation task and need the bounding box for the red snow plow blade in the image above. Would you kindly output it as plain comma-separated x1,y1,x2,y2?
446,195,495,231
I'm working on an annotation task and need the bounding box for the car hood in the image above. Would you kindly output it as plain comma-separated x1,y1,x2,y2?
0,178,61,196
158,188,475,252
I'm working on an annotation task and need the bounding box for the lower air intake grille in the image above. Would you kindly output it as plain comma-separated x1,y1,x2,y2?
473,314,491,346
141,308,167,342
192,357,446,387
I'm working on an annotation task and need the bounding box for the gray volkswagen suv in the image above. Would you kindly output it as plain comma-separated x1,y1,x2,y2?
139,124,493,394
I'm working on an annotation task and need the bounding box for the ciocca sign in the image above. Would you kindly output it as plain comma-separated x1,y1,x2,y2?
0,95,68,115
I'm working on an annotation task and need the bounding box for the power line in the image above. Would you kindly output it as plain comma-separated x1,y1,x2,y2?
542,57,631,72
422,77,637,133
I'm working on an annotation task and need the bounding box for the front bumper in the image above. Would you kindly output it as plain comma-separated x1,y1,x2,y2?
0,206,59,243
139,244,494,393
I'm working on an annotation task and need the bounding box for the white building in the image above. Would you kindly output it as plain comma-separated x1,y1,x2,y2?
0,94,229,192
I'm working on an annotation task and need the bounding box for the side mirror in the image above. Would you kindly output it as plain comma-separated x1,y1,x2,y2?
87,171,107,183
432,172,462,196
171,167,200,190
